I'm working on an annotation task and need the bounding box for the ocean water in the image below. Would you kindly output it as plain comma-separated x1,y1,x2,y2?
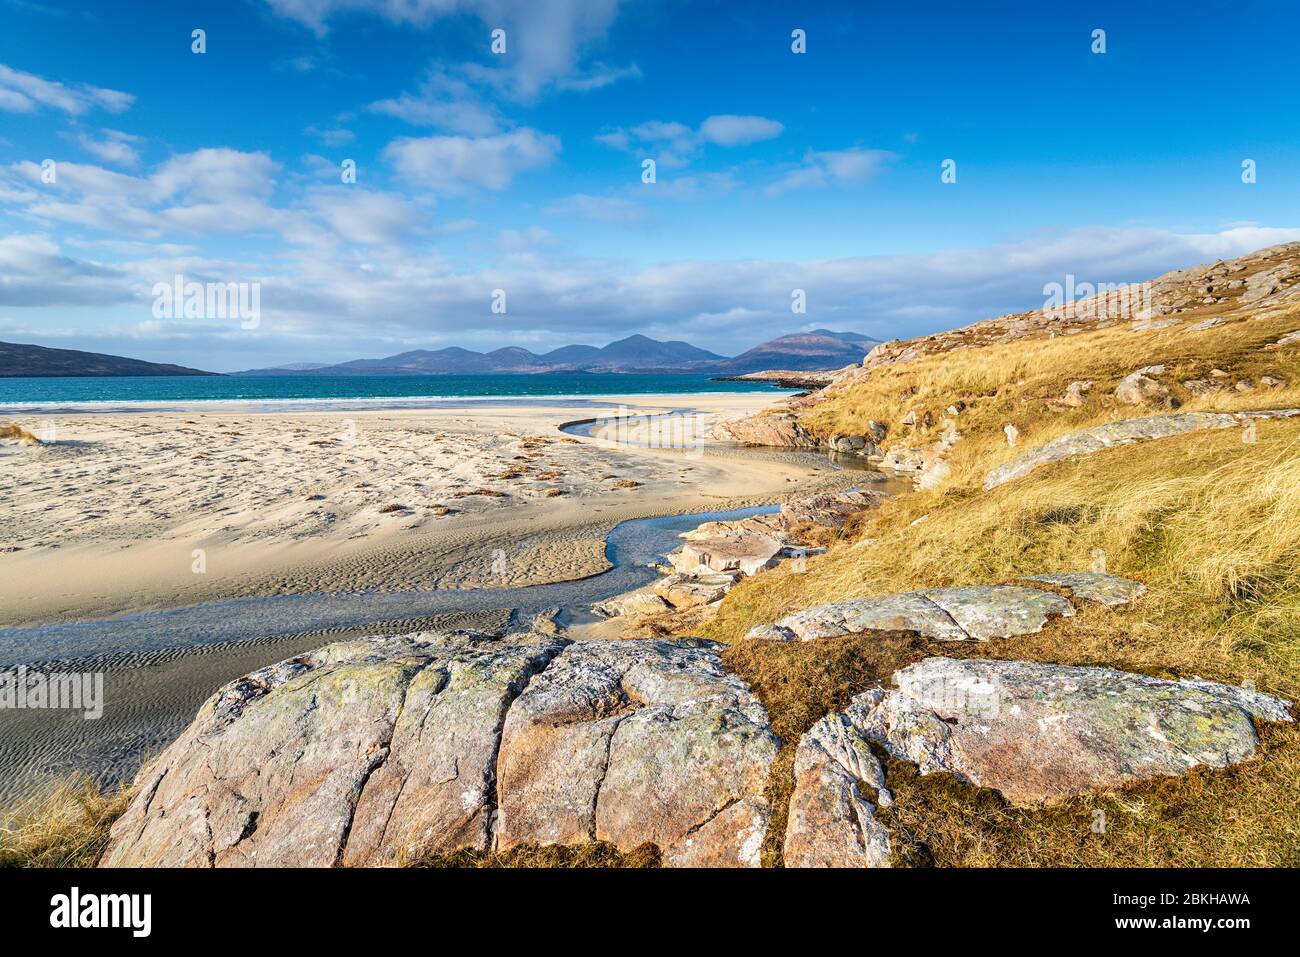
0,372,783,411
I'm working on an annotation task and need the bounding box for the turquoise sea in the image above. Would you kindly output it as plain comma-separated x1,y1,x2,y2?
0,373,783,411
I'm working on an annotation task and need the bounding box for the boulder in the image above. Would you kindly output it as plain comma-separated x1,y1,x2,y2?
774,488,886,530
593,588,672,618
495,638,779,866
653,572,740,609
100,631,565,867
828,433,879,456
844,657,1293,804
746,583,1078,643
670,531,787,576
1060,380,1093,407
881,447,926,474
784,712,892,868
1114,370,1170,405
916,459,951,490
710,412,819,448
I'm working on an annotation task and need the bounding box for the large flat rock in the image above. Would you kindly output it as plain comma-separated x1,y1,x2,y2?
1025,572,1148,608
653,571,739,609
495,638,779,867
746,582,1089,643
670,532,787,576
710,412,819,448
101,632,564,867
102,633,782,868
847,657,1293,805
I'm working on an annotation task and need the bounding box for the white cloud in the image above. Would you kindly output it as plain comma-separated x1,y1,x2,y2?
597,114,784,169
0,233,134,307
77,128,143,167
264,0,630,101
369,67,503,136
766,148,896,196
557,62,642,91
383,128,560,191
304,187,428,246
0,63,133,115
698,114,784,147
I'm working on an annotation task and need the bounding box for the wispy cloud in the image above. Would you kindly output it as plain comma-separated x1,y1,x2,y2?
596,114,784,170
76,128,143,167
0,63,132,115
765,147,896,196
383,128,560,192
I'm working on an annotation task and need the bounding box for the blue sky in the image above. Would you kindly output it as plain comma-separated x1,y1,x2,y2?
2,0,1299,372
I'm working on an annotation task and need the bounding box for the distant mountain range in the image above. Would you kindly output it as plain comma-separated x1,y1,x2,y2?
0,340,216,377
234,330,881,377
0,330,880,378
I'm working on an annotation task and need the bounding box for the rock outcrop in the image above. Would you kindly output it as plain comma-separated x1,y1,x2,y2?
101,631,565,867
495,638,778,866
670,529,788,577
830,657,1293,805
743,574,1149,643
653,571,740,608
784,712,892,868
710,412,819,448
1114,367,1171,406
101,632,780,868
857,243,1300,374
982,411,1300,490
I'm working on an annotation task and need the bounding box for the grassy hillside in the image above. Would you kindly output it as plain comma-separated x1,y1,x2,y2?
704,280,1300,866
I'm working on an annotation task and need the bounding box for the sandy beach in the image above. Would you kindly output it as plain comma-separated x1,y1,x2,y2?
0,390,868,802
0,392,842,627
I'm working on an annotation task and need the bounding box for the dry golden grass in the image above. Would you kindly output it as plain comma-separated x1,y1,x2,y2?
0,778,131,868
404,841,660,868
0,421,40,444
701,303,1300,867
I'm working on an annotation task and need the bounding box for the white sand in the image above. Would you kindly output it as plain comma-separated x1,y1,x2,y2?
0,393,835,626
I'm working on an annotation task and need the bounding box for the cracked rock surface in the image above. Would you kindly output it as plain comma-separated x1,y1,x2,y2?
839,657,1293,805
784,712,892,868
102,632,779,868
496,637,779,867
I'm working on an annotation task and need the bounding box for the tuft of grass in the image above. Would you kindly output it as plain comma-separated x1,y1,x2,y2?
0,778,131,868
0,422,41,444
404,841,660,868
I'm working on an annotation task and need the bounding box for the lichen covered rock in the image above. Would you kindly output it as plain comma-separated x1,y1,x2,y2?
495,638,779,867
846,657,1293,805
101,631,564,867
